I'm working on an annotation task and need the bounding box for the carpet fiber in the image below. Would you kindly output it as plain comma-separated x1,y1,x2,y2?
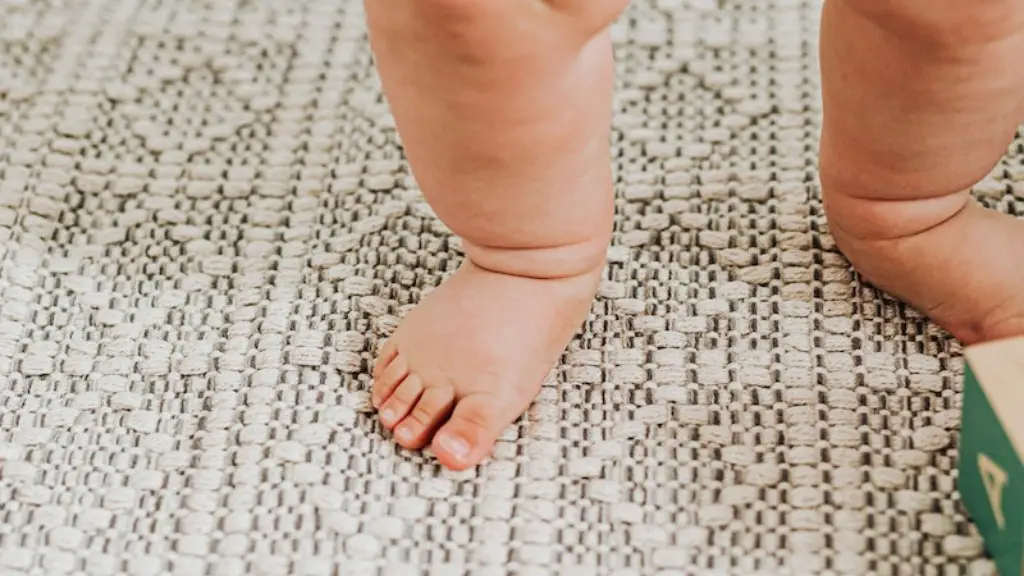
0,0,1021,574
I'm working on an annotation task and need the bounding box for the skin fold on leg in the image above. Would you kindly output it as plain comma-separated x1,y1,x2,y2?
363,0,629,470
818,0,1024,345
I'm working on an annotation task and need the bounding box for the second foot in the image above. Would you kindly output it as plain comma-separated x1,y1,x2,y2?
370,261,601,470
826,197,1024,345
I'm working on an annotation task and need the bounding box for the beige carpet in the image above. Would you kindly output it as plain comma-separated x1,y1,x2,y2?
0,0,1021,574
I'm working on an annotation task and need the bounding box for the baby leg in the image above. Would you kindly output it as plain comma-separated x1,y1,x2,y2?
819,0,1024,344
364,0,629,470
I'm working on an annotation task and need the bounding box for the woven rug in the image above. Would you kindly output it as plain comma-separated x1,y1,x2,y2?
1,0,1021,574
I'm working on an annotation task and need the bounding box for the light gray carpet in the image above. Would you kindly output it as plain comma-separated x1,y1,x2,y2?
1,0,1021,574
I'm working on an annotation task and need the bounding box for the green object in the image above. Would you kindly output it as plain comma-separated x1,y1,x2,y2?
959,337,1024,576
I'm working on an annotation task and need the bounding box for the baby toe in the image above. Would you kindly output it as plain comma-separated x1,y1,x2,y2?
393,386,456,450
378,373,423,430
372,349,409,409
432,393,511,471
372,339,398,379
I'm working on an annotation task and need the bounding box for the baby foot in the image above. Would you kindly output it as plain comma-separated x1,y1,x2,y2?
825,196,1024,345
371,261,601,470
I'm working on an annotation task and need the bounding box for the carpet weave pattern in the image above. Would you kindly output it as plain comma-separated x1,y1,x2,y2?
0,0,1021,574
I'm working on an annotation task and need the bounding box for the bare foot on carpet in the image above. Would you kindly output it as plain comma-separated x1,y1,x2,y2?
371,262,601,470
363,0,628,469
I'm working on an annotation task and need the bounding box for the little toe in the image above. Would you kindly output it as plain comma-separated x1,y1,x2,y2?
393,386,456,450
378,374,424,430
372,350,409,409
432,393,513,471
372,339,398,379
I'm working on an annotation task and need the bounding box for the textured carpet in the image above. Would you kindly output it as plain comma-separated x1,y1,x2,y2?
1,0,1022,574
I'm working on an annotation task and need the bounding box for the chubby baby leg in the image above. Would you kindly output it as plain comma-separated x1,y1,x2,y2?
819,0,1024,344
364,0,629,470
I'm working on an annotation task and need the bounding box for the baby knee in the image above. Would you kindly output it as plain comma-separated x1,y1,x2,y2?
839,0,1024,49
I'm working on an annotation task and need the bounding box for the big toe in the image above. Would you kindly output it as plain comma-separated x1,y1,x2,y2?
431,393,519,471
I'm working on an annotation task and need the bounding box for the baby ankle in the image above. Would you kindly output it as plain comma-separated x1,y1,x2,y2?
462,234,609,280
822,186,971,244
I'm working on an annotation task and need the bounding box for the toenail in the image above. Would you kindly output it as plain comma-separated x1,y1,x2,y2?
381,409,396,424
437,432,470,460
